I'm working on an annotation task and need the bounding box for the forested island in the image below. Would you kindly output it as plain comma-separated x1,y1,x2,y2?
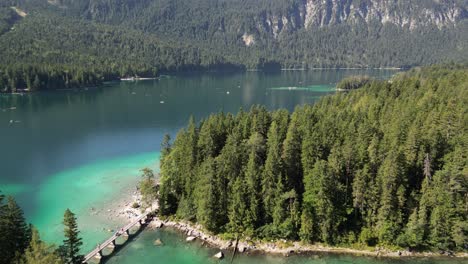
158,65,467,253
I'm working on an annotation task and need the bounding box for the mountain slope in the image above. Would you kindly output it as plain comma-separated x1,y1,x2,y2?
52,0,467,29
1,0,467,69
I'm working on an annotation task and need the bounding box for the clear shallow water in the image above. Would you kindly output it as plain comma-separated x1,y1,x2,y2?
0,70,418,263
33,152,159,251
106,228,464,264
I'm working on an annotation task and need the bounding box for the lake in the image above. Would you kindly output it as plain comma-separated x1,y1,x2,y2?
4,69,457,264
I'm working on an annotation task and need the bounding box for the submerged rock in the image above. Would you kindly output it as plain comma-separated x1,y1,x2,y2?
153,239,163,246
213,251,224,259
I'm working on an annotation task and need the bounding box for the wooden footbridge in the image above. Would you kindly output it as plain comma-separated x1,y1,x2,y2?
83,212,152,263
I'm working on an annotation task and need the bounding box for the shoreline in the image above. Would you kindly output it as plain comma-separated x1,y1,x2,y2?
147,218,467,259
106,192,467,260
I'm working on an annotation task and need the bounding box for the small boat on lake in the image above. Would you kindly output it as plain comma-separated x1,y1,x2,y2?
120,77,158,81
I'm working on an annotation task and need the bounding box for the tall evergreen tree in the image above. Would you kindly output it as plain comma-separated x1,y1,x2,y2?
244,132,265,228
59,209,83,264
262,121,283,222
282,111,303,195
0,196,30,264
195,157,223,232
228,177,252,236
159,135,178,216
376,153,406,244
139,168,157,209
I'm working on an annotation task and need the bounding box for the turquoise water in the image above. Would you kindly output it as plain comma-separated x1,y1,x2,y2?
106,228,464,264
0,183,31,196
2,70,438,263
33,152,159,251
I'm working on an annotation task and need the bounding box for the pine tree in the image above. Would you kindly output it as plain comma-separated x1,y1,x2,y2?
245,133,265,227
0,196,31,264
302,160,341,244
59,209,83,264
228,177,252,236
282,111,303,195
158,152,178,216
262,121,283,222
272,177,286,233
250,105,271,137
184,116,199,197
299,205,316,242
397,208,425,248
215,127,246,220
160,134,171,161
23,227,63,264
376,153,406,244
195,158,222,232
139,168,157,209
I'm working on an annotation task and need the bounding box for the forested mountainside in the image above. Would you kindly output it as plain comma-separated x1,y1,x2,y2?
60,0,467,28
158,65,467,251
0,0,467,71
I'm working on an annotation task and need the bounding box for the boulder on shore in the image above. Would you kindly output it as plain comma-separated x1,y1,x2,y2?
153,221,163,228
213,251,224,259
220,240,232,250
186,236,196,242
238,245,246,253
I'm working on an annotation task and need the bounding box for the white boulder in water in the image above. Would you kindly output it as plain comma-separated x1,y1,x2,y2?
213,251,224,259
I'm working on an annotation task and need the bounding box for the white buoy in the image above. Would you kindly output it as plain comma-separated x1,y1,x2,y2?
160,101,165,104
226,91,230,94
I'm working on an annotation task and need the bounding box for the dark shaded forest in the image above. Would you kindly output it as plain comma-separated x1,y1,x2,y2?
158,65,467,252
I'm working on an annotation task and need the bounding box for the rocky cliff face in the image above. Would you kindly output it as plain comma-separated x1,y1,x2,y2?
44,0,467,40
258,0,466,37
301,0,465,28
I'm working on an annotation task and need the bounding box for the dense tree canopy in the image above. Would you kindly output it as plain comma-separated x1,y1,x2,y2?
159,65,467,251
0,194,31,264
0,64,107,92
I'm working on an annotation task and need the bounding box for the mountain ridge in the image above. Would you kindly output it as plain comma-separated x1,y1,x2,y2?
51,0,467,32
0,0,467,70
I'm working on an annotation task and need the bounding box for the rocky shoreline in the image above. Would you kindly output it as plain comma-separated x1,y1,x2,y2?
146,218,467,259
108,187,467,260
